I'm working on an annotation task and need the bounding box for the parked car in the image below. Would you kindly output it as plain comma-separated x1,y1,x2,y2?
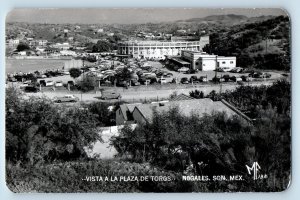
44,72,52,78
8,77,17,82
63,71,70,75
229,67,244,73
236,77,243,82
67,81,75,86
39,79,46,86
215,68,224,72
262,72,272,78
19,83,29,89
241,75,252,82
54,95,79,103
117,80,129,87
45,80,54,87
55,81,63,87
140,77,154,85
190,76,198,82
24,86,39,93
222,74,231,82
166,72,173,77
131,79,140,86
101,91,121,100
158,78,167,84
230,76,237,82
249,72,263,78
181,77,189,84
178,67,189,73
199,76,208,82
212,76,221,83
185,69,196,74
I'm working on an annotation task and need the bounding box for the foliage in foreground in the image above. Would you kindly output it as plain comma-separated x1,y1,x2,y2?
6,87,101,165
112,83,291,191
207,79,291,118
6,160,190,193
6,160,276,193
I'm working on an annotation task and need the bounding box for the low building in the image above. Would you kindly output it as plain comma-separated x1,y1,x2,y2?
181,50,236,71
8,39,20,47
51,42,71,50
116,98,251,125
60,50,77,56
37,40,48,46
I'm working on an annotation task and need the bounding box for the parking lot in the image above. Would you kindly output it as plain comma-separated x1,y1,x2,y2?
7,56,290,104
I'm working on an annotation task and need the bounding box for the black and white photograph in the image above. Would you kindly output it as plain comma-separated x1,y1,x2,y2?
5,8,291,193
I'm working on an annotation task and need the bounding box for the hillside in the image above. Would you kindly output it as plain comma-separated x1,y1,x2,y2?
203,15,290,70
6,14,278,45
176,14,273,26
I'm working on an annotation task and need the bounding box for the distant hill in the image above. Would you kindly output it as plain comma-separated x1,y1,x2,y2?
203,15,290,70
176,14,273,26
202,14,248,22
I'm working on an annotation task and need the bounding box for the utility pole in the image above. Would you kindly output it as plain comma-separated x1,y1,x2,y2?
265,36,268,54
214,55,218,83
81,59,84,101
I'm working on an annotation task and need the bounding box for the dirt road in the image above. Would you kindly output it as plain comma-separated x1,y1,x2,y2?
26,81,274,103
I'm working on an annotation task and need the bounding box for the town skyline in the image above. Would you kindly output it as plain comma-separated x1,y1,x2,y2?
6,8,287,24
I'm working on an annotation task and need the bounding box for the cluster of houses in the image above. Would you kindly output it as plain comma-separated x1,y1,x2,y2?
135,31,173,40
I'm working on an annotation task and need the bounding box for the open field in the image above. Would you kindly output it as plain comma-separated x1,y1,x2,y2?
6,58,94,74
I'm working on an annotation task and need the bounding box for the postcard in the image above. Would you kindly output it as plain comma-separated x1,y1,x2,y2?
5,8,291,192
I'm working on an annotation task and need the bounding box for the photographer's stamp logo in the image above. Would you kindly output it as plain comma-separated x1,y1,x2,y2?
246,162,261,180
246,162,268,180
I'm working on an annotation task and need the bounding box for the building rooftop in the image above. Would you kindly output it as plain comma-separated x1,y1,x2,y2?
134,98,244,123
170,57,191,65
170,93,195,101
119,103,142,121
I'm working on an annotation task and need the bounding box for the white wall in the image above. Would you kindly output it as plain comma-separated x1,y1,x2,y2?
202,59,217,71
218,58,236,71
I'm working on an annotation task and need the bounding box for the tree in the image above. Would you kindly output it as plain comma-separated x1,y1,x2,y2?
189,90,204,99
91,40,113,52
116,67,131,82
69,68,82,79
78,75,95,92
16,43,30,52
5,87,100,164
87,102,114,126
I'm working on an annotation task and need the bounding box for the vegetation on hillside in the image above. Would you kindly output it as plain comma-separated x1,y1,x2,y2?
5,87,101,165
203,16,290,70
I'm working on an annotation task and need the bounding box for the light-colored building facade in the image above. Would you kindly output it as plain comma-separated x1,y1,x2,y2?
51,42,71,50
8,39,20,47
117,36,209,59
181,50,236,71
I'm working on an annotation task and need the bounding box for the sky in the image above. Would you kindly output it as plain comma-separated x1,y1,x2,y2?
6,8,287,24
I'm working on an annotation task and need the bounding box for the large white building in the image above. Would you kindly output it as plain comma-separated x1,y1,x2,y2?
181,50,236,71
117,36,209,59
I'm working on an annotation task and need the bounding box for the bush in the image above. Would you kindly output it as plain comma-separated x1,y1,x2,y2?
69,68,82,79
6,87,100,164
78,75,96,92
6,160,193,192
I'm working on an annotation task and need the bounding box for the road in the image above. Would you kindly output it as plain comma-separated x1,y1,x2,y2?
26,81,274,103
